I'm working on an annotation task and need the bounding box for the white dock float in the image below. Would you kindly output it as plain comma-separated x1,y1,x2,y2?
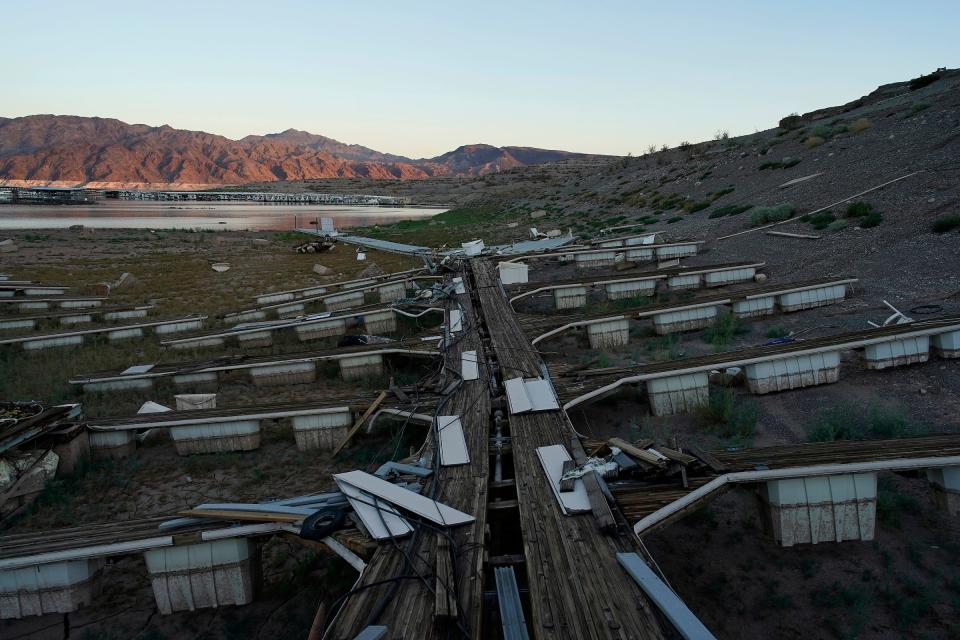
154,318,205,335
339,354,384,381
23,335,83,350
863,336,929,370
292,408,353,451
325,291,365,311
170,336,226,351
296,317,348,341
0,318,35,331
624,247,654,262
175,394,217,411
744,352,841,394
0,559,104,619
587,318,630,349
605,279,657,300
107,327,144,341
363,310,396,334
236,330,273,348
60,314,94,326
256,292,296,305
703,265,757,287
89,431,136,459
169,419,261,455
103,308,149,321
554,286,588,310
932,329,960,359
249,362,316,386
926,467,960,515
173,372,219,389
60,300,103,309
731,297,775,318
761,473,877,546
377,282,406,303
573,250,617,268
646,373,709,416
144,539,257,614
276,302,306,318
498,262,529,285
652,306,718,334
666,273,701,291
655,243,698,260
777,283,848,312
5,316,207,351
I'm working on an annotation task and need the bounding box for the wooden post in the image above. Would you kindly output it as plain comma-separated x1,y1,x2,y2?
332,390,388,456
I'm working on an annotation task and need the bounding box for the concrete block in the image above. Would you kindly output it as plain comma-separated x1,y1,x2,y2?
144,539,258,614
777,284,847,312
605,279,656,300
863,336,929,370
703,266,756,287
745,352,840,394
295,318,347,341
761,473,877,546
926,467,960,516
666,274,701,291
325,291,364,311
646,373,709,416
363,311,397,335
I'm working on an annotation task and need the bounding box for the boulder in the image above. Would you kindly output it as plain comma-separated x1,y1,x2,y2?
358,263,385,278
252,238,270,247
313,264,333,276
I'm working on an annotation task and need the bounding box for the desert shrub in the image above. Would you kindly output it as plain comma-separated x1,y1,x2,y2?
811,125,833,138
831,124,848,135
909,69,942,91
703,314,749,350
759,157,801,170
860,210,883,228
685,200,711,213
710,186,735,200
932,214,960,233
779,114,803,129
749,203,794,226
804,136,825,148
805,211,836,230
696,389,758,441
667,216,683,224
808,403,926,442
709,204,752,219
849,118,872,133
911,102,931,113
845,201,875,218
876,477,921,528
827,219,848,232
765,326,789,339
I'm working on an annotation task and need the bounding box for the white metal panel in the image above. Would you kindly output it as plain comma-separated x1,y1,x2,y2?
334,470,475,526
449,309,464,333
536,445,591,515
123,364,157,376
504,377,533,414
461,350,480,381
504,377,559,414
437,415,470,466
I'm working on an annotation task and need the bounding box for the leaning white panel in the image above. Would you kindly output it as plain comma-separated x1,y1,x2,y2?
461,350,480,380
334,477,413,540
334,470,475,527
536,444,591,515
436,415,469,466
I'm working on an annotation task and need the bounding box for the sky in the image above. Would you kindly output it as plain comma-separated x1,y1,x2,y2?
2,1,957,158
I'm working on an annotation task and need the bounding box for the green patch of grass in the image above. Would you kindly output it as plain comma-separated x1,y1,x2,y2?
827,219,848,232
749,203,794,226
708,204,752,219
911,102,931,113
877,477,922,528
845,201,874,218
860,210,883,228
765,325,789,339
710,186,735,200
849,117,872,133
807,402,927,442
804,210,836,230
696,388,758,442
684,200,711,213
702,314,749,350
759,157,801,170
645,333,683,361
933,214,960,233
666,216,683,224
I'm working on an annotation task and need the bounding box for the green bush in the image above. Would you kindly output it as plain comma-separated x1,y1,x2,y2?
860,210,883,228
808,403,926,442
685,200,711,213
845,201,874,218
667,216,683,224
779,114,803,129
749,203,795,226
805,211,836,230
932,214,960,233
811,124,833,138
709,204,752,219
696,389,758,441
850,118,872,133
703,314,749,350
911,102,931,113
759,157,802,170
765,326,789,339
827,219,848,232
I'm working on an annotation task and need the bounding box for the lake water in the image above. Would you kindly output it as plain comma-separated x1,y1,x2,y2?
0,201,444,231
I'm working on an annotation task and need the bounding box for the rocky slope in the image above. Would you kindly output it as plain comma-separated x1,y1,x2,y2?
0,116,604,187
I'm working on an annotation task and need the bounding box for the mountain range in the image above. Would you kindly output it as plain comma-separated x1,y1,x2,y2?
0,115,605,187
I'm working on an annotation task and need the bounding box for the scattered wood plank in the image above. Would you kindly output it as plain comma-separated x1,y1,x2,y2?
435,536,458,618
178,509,305,523
332,390,388,456
581,471,617,532
686,445,729,473
654,445,697,465
609,437,666,467
766,231,821,240
558,460,577,492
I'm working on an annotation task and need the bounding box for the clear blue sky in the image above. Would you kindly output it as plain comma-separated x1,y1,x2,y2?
2,1,956,158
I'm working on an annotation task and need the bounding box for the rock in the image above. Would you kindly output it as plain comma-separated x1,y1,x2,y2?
754,273,769,284
0,239,17,253
359,263,385,278
68,224,84,231
312,264,333,276
252,238,269,247
530,210,547,219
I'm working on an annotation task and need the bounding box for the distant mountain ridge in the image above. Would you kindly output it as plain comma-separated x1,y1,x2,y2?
0,115,607,186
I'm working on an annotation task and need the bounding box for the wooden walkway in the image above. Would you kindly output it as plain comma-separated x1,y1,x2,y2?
327,266,492,638
472,259,664,640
